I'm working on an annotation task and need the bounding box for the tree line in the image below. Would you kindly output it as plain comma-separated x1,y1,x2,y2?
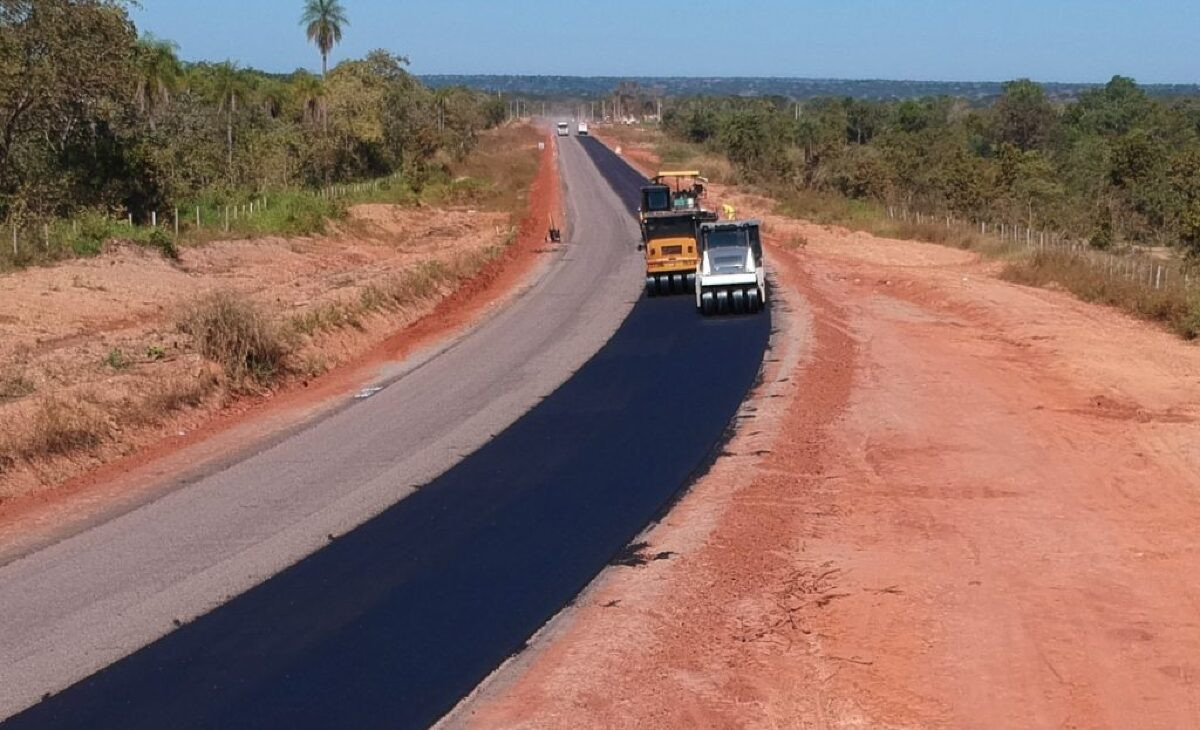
0,0,506,227
662,77,1200,256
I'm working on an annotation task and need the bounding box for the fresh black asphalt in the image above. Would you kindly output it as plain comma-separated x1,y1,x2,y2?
4,137,771,730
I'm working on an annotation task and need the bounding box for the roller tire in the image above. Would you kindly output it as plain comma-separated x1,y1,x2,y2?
747,287,761,313
716,289,729,315
731,288,746,314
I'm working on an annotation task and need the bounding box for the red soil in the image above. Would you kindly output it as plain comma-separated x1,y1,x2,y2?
458,136,1200,729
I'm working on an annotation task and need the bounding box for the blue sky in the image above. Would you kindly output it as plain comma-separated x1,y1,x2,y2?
130,1,1199,83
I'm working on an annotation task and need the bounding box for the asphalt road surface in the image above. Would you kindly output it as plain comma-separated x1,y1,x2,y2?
0,135,771,729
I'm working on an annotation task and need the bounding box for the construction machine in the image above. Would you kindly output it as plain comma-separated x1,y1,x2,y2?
695,219,768,315
638,171,717,296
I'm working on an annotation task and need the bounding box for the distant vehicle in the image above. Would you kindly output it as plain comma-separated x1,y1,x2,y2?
556,122,569,137
638,171,715,296
695,219,768,315
577,122,589,136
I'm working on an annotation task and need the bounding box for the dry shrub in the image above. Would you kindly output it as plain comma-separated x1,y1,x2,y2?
0,370,35,401
0,397,108,469
289,246,504,343
1001,250,1200,338
143,371,220,415
179,292,289,387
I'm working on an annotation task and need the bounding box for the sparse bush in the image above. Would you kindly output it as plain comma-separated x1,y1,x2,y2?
21,398,107,459
179,292,289,387
146,228,179,259
143,373,219,415
66,213,121,257
145,345,166,361
1176,300,1200,339
103,348,130,370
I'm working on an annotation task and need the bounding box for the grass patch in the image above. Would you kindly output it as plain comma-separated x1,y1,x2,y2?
141,373,219,416
432,124,542,219
103,348,131,370
1,397,107,464
288,248,503,341
1001,250,1200,338
182,190,346,242
0,374,220,472
770,186,1027,258
179,292,290,388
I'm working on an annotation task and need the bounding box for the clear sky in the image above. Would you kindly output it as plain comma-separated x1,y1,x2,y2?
130,1,1199,83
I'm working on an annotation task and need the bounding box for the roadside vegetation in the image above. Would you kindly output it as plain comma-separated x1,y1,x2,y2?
0,1,545,495
632,78,1200,337
0,0,507,269
661,77,1200,254
0,120,542,495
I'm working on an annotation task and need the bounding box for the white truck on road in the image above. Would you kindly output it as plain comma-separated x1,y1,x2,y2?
577,122,589,136
556,122,570,137
695,219,768,315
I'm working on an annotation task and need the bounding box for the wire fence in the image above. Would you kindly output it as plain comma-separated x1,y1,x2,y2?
885,205,1196,293
2,174,400,264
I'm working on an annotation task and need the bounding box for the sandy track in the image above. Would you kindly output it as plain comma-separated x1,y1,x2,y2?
455,138,1200,728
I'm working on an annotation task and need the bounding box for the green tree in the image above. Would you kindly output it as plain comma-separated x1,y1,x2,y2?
0,0,137,216
1169,149,1200,256
301,0,348,77
993,79,1057,150
1067,75,1154,137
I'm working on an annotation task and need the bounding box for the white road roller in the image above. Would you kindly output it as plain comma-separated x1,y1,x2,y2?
695,219,768,315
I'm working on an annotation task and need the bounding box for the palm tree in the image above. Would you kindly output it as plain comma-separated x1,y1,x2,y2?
133,34,183,131
300,0,349,77
256,78,290,120
291,72,328,130
211,61,247,177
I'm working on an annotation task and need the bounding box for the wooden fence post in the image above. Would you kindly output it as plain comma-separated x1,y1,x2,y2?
174,208,179,236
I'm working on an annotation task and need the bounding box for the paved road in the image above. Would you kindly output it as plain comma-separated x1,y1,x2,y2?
0,136,640,718
0,136,770,728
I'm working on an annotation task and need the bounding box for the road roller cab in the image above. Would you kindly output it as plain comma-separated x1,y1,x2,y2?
638,171,715,297
695,219,767,316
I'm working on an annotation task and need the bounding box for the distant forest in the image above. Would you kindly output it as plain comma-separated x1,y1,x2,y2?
421,75,1200,103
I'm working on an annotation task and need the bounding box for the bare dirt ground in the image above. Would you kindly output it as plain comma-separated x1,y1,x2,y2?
0,124,560,542
457,131,1200,728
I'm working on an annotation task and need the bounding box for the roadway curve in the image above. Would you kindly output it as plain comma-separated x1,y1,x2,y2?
0,136,770,728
